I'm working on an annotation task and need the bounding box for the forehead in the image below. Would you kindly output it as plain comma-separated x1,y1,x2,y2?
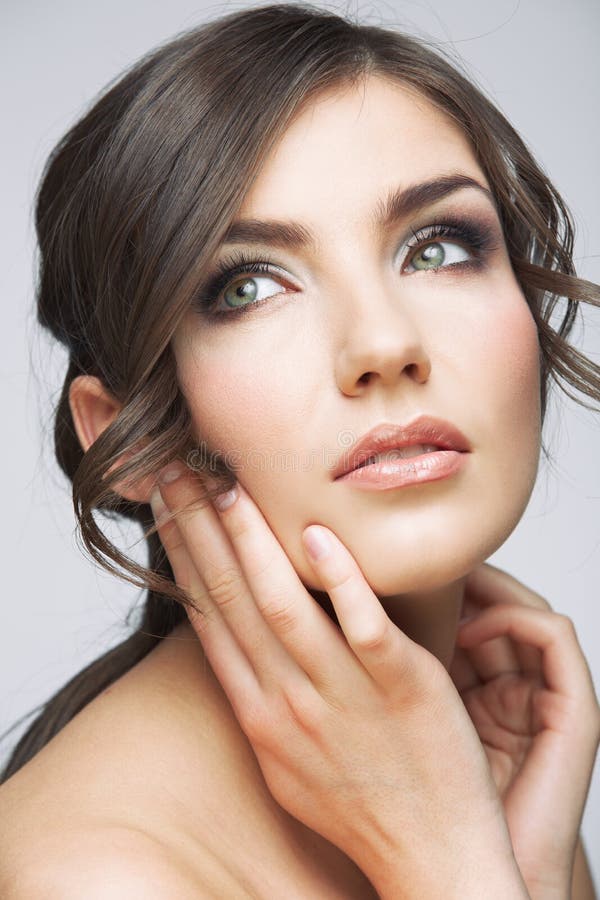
238,75,487,222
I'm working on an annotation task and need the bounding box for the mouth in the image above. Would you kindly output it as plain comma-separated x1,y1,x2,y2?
333,415,471,481
353,444,440,469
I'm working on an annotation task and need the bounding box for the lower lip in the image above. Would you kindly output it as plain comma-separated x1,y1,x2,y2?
335,450,468,490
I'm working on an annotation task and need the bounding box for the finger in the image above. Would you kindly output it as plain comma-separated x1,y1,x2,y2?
449,633,520,692
150,487,262,719
155,472,301,690
456,603,598,707
464,564,545,676
451,564,538,686
465,562,551,611
456,632,522,683
303,524,425,691
177,477,362,693
157,469,355,696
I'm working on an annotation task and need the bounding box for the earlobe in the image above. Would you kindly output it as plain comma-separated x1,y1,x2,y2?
69,375,155,504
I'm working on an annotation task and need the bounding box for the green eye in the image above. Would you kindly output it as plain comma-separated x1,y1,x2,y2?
405,239,470,273
223,277,260,308
412,242,445,270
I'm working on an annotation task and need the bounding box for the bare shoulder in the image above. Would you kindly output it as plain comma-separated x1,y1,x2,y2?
0,823,246,899
0,625,375,899
0,626,250,898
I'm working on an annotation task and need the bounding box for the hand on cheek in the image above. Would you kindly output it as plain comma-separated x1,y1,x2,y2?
150,463,527,895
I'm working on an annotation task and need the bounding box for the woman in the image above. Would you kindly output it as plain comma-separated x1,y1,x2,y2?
1,3,598,896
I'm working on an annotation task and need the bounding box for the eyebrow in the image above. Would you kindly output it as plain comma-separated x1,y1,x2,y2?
221,174,496,252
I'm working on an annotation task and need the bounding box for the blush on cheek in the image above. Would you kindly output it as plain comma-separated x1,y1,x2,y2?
180,353,292,480
177,358,247,456
470,287,541,435
478,282,540,381
512,301,540,371
508,303,542,412
484,298,542,476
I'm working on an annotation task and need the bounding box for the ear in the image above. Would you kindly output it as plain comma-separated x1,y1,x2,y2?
69,375,156,504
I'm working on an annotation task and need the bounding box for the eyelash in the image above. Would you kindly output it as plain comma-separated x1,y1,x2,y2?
194,217,499,320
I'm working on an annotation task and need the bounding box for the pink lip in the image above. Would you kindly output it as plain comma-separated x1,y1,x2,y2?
333,414,472,481
335,449,467,490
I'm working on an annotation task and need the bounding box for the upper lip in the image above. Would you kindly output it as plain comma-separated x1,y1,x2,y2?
333,414,472,479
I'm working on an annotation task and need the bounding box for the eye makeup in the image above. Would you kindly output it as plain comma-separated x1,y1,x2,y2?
194,249,285,319
192,213,502,321
405,214,499,264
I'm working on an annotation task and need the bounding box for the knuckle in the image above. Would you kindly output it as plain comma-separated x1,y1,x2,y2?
205,566,243,607
239,702,272,747
353,618,391,653
259,595,297,634
282,686,324,733
330,568,359,595
555,613,577,636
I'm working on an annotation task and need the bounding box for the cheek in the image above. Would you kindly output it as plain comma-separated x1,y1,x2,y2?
475,296,541,456
456,293,542,569
181,359,244,458
176,336,311,478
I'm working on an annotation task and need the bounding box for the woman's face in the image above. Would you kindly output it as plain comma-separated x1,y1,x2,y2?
172,75,541,596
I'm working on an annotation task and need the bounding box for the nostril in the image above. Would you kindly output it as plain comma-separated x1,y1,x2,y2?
358,372,373,385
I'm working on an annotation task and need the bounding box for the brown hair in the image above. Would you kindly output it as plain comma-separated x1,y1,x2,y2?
2,1,599,783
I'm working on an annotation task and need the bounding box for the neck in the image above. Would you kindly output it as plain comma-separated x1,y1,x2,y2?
310,577,466,671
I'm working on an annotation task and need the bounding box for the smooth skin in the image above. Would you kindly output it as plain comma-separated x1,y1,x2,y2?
150,465,599,899
150,473,526,898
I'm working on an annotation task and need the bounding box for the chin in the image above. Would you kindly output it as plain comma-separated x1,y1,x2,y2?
299,501,529,599
346,547,479,597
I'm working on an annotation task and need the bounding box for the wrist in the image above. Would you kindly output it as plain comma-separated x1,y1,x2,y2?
371,855,530,900
356,831,530,900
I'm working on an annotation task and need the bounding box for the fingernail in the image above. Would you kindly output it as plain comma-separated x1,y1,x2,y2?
200,472,221,493
458,614,475,626
159,461,185,484
304,526,331,561
213,484,238,511
150,487,169,526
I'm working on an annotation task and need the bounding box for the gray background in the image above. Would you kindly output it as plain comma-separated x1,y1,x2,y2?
2,0,599,882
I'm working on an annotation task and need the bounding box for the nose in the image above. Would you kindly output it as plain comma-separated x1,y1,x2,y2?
334,282,432,396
